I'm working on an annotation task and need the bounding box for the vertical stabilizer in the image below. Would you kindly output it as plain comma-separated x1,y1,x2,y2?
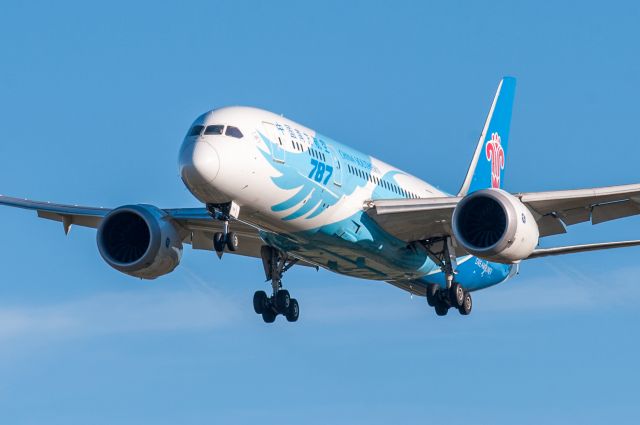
458,77,517,196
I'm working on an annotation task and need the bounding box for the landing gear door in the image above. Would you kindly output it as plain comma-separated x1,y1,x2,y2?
262,122,286,164
328,146,342,187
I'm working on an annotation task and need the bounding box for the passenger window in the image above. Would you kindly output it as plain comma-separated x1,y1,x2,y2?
204,125,224,135
188,125,204,137
225,126,244,139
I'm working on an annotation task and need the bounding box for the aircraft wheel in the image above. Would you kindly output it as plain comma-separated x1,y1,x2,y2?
226,232,239,252
262,310,276,323
449,283,465,308
286,299,299,322
213,232,226,252
275,290,290,313
253,290,268,314
458,292,473,316
426,284,439,307
435,301,449,316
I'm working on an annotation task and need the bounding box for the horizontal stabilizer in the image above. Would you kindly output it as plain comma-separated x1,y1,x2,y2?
526,240,640,260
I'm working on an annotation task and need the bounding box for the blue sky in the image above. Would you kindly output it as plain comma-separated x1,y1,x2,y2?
1,1,639,423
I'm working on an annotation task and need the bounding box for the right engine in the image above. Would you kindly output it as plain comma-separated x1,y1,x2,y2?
96,205,185,279
452,188,540,264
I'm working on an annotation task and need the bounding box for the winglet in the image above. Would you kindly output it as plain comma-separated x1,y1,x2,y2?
458,77,517,196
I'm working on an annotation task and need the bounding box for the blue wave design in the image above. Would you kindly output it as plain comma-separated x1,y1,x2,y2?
257,131,367,221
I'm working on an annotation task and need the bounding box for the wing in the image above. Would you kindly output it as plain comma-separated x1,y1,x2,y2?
527,240,640,259
364,197,461,242
365,183,640,257
0,195,265,260
0,195,110,231
162,207,266,259
516,183,640,236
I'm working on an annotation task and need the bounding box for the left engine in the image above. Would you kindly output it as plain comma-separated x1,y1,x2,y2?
96,205,185,279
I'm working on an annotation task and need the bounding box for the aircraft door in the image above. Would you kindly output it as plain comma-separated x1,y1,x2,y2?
328,146,342,187
262,122,286,163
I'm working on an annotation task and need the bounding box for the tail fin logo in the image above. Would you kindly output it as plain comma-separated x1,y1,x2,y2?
485,132,505,188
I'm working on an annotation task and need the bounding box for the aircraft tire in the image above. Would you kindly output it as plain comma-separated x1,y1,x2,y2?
262,310,276,323
426,284,439,307
458,291,472,315
253,290,268,314
226,232,239,252
449,283,465,308
435,301,449,316
286,299,299,322
213,232,226,252
275,290,291,312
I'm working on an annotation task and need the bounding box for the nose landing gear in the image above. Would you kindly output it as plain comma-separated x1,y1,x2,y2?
207,202,240,257
254,246,300,323
213,230,238,253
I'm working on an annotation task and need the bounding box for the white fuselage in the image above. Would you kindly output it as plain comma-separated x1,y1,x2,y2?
179,106,443,235
177,106,513,289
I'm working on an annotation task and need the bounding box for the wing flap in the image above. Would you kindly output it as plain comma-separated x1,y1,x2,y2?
0,195,110,233
517,184,640,236
364,197,459,242
37,210,102,232
535,214,567,236
591,199,640,224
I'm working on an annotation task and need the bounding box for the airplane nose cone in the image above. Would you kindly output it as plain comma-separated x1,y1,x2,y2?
179,140,220,187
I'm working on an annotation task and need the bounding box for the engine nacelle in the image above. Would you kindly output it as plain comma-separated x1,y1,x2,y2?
97,205,184,279
452,189,539,263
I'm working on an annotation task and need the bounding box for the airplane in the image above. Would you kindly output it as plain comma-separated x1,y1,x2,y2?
3,76,640,323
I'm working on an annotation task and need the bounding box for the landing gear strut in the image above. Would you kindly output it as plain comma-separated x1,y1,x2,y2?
254,246,300,323
420,236,472,316
207,202,240,257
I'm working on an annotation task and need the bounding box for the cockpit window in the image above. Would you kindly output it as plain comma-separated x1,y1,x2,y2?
225,126,243,139
204,125,224,135
188,125,204,137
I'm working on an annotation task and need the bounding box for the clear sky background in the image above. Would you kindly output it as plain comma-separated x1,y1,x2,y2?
1,1,639,424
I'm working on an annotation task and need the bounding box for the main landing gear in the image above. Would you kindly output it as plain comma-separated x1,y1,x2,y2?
426,282,472,316
253,246,300,323
207,202,240,257
419,236,473,317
